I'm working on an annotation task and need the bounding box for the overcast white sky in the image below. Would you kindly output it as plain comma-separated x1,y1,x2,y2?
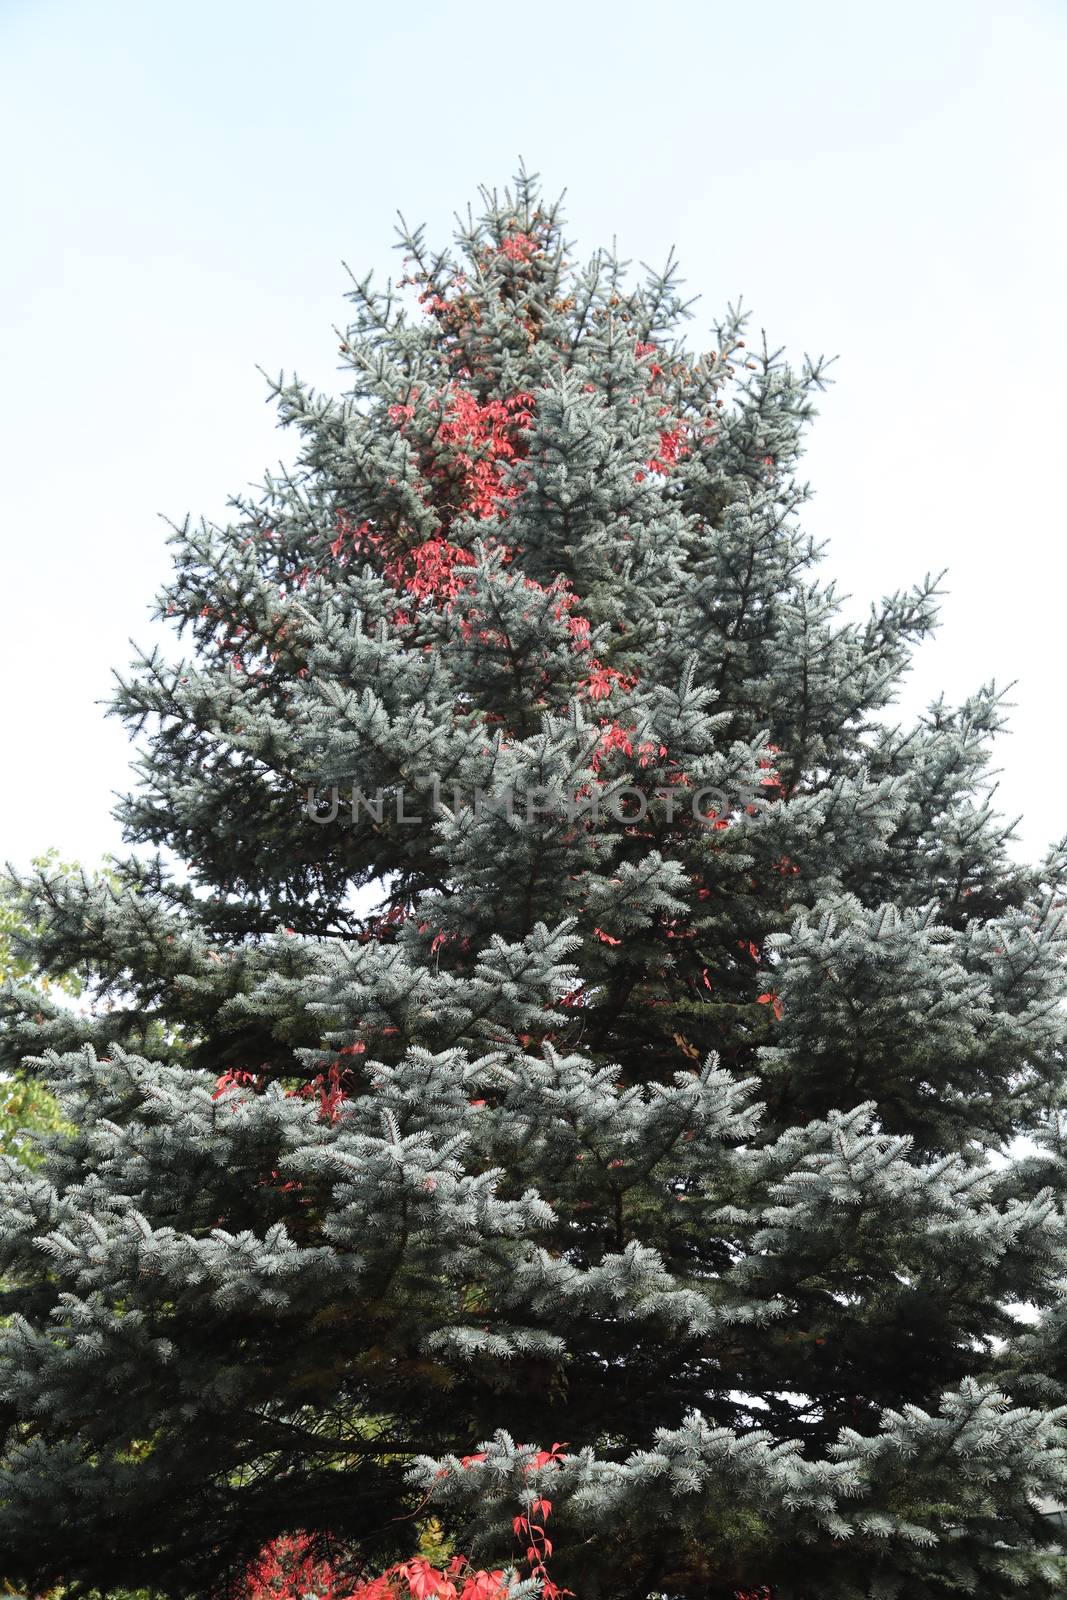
2,0,1065,876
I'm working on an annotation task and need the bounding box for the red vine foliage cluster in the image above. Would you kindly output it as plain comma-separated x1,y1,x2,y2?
245,1539,511,1600
240,1450,575,1600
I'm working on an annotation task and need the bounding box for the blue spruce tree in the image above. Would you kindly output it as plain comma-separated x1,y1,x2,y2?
3,170,1067,1599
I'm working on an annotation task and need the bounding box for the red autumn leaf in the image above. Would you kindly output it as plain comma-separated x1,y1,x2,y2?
459,1573,509,1600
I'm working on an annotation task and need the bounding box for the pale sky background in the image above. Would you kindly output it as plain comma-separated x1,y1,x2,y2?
1,0,1065,876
